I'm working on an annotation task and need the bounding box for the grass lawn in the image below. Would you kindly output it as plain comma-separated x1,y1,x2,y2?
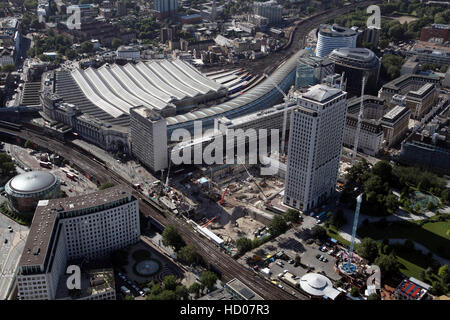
422,221,450,240
357,219,450,259
324,224,350,247
396,255,424,280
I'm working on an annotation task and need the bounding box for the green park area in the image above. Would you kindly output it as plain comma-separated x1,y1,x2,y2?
357,216,450,260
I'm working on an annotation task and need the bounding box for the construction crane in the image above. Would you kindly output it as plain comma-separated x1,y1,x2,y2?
202,216,217,228
236,154,267,200
352,76,366,164
263,73,291,156
218,187,229,205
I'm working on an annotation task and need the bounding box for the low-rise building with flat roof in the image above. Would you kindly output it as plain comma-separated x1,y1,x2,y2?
225,278,264,300
16,186,139,300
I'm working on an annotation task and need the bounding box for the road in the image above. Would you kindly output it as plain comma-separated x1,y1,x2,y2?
0,214,29,300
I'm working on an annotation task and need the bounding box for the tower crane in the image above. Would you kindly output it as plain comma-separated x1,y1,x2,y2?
351,76,366,164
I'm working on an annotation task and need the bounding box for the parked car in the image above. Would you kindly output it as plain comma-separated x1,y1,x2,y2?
4,239,7,244
276,261,284,267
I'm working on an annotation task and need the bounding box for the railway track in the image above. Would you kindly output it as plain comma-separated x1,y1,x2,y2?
0,127,300,300
200,0,380,76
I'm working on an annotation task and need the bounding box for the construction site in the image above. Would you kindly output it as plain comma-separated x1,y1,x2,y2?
147,158,290,253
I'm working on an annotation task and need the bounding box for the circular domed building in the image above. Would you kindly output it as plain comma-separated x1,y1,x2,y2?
299,273,341,300
5,171,60,217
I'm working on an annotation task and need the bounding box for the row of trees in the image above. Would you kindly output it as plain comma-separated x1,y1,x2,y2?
356,237,449,294
342,160,399,216
161,225,202,265
342,160,448,216
0,152,16,183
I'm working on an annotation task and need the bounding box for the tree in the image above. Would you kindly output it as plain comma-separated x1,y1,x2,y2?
372,161,392,182
374,254,400,277
236,237,253,255
150,283,163,296
24,140,33,149
80,41,93,54
162,225,185,251
124,295,134,300
294,254,301,267
357,238,379,263
163,275,177,291
350,286,360,297
438,265,449,284
268,215,288,237
0,153,16,180
284,209,300,223
175,285,189,300
99,182,114,190
188,282,202,298
112,38,123,49
158,290,177,300
2,64,16,73
311,225,327,240
430,281,446,296
368,293,381,300
385,193,399,214
177,245,198,265
200,271,218,291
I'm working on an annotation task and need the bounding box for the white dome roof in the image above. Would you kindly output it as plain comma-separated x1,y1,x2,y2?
300,273,333,296
7,171,58,194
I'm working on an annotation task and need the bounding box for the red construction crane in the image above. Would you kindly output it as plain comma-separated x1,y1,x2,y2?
202,216,216,228
218,187,229,205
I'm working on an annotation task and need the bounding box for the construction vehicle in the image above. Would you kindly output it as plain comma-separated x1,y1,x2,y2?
217,187,229,204
202,216,217,228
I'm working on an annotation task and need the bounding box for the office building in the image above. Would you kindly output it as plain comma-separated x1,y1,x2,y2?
343,95,386,156
379,74,440,119
130,106,168,172
295,50,334,89
284,84,347,211
361,26,380,47
154,0,178,19
420,24,450,44
116,45,140,61
328,47,380,96
16,186,139,300
253,1,282,26
407,41,450,66
315,24,358,58
401,56,419,76
380,105,411,147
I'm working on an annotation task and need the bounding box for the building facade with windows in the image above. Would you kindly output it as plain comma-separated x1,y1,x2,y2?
315,24,358,58
284,85,347,211
16,186,139,300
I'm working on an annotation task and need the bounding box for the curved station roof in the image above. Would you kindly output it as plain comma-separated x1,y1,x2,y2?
69,59,225,118
165,49,303,126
